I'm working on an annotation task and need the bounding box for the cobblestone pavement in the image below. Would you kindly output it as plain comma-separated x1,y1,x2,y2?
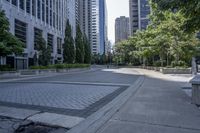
0,68,140,132
0,83,119,110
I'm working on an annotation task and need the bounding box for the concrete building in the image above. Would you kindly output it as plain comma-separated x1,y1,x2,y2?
0,0,68,69
67,0,76,38
129,0,150,36
76,0,108,55
115,16,130,43
76,0,91,40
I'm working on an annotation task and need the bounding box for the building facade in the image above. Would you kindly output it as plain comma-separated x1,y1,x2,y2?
76,0,91,40
129,0,150,36
139,0,150,30
67,0,76,38
0,0,68,69
76,0,108,55
115,16,130,43
129,0,139,36
99,0,108,55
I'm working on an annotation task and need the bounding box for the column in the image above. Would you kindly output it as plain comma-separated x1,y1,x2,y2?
30,0,32,19
17,0,19,11
138,0,141,30
36,0,38,21
24,0,26,16
40,0,42,23
44,0,46,26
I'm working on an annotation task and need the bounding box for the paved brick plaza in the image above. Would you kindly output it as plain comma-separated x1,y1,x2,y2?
0,69,138,118
0,82,120,110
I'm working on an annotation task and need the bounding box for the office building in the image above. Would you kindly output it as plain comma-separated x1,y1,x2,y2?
67,0,76,38
115,16,130,43
0,0,68,69
129,0,150,36
99,0,108,55
76,0,108,55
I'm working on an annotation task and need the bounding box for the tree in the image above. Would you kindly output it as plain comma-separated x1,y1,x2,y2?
0,9,23,57
152,0,200,33
35,33,51,66
63,20,75,64
83,34,91,64
75,25,85,63
113,1,200,67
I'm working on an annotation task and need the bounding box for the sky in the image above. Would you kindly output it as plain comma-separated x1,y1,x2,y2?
106,0,129,44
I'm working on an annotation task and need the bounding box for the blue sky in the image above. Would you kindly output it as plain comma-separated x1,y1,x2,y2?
106,0,129,44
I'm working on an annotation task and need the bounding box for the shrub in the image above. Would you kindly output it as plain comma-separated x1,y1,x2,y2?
0,65,15,71
171,61,188,68
30,66,48,70
30,64,90,70
54,64,65,69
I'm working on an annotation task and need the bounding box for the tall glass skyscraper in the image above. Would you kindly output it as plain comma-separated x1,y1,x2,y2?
99,0,107,55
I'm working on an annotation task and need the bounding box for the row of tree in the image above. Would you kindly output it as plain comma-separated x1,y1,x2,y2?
0,8,91,66
113,0,200,67
63,20,91,64
36,20,91,66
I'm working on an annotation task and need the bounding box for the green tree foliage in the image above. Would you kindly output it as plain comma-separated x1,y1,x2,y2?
75,25,85,63
35,33,51,66
83,34,91,64
91,53,108,65
0,9,23,56
113,1,200,67
63,20,75,64
152,0,200,32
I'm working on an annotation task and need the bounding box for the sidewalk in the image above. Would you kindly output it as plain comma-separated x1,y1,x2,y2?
96,69,200,133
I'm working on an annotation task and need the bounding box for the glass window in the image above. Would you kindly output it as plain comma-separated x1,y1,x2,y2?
42,0,45,21
47,33,53,52
32,0,36,16
37,0,41,19
34,28,43,50
57,38,62,54
12,0,17,6
19,0,25,10
26,0,30,13
15,19,27,48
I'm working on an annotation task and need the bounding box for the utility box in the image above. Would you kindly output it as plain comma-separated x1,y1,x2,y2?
190,75,200,105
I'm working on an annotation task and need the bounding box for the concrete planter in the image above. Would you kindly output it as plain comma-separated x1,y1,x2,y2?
56,69,68,73
160,68,191,74
56,68,89,73
39,69,56,74
0,71,20,78
0,67,90,78
154,67,160,71
190,75,200,106
19,70,39,75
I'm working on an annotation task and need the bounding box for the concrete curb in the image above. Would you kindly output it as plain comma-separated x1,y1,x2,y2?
0,68,100,83
67,71,145,133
